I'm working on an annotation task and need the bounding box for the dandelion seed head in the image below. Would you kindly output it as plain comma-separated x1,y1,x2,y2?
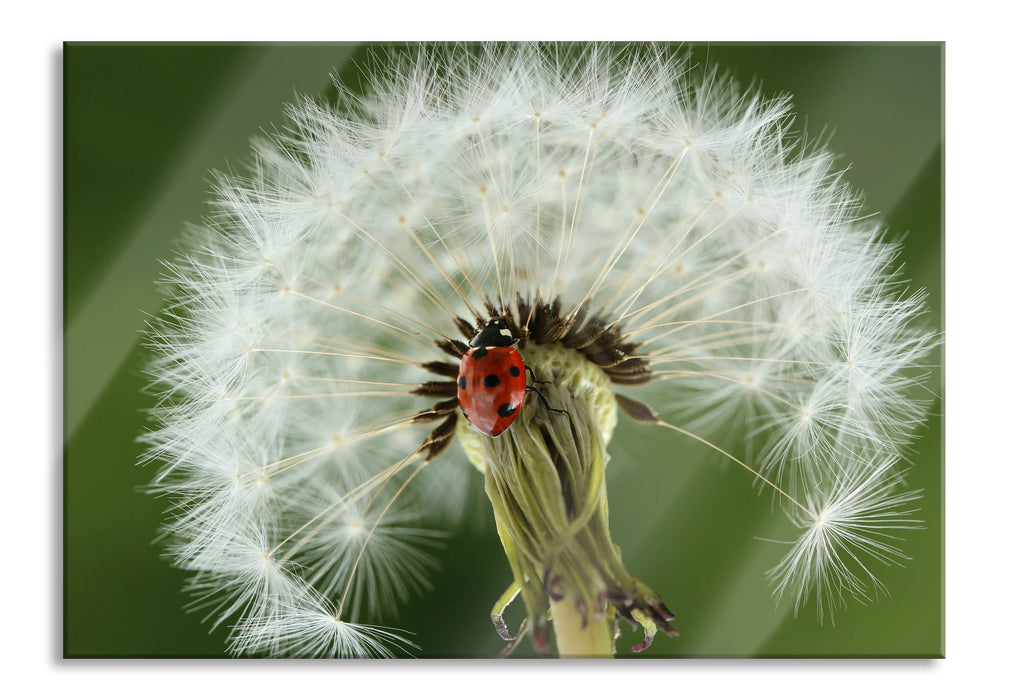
142,44,934,656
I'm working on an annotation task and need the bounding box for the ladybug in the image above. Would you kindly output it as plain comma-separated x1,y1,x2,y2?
457,318,528,437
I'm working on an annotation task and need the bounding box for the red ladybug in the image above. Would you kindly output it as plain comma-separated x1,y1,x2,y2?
457,318,528,437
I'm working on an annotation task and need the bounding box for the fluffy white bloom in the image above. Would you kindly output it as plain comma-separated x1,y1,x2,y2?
143,44,934,657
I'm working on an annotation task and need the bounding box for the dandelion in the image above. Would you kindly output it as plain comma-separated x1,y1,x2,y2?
142,44,935,657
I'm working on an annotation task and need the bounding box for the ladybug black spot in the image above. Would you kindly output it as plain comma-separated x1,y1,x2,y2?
458,376,466,389
497,403,516,418
473,347,489,359
509,365,521,377
484,374,500,388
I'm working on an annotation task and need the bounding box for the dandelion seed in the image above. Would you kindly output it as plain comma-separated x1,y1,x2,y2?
142,44,935,657
230,586,416,658
767,454,925,622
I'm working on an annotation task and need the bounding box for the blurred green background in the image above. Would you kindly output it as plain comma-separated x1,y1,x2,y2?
63,43,942,658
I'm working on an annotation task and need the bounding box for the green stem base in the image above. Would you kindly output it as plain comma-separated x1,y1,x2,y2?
551,599,613,658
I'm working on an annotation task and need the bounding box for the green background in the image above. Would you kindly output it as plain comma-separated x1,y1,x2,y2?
63,43,943,658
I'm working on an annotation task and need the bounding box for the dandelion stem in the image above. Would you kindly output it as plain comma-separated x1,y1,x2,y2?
550,599,613,658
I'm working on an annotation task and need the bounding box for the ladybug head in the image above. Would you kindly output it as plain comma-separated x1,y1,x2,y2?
469,317,517,348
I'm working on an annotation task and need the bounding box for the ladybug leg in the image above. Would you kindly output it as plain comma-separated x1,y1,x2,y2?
524,365,551,386
524,386,569,417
